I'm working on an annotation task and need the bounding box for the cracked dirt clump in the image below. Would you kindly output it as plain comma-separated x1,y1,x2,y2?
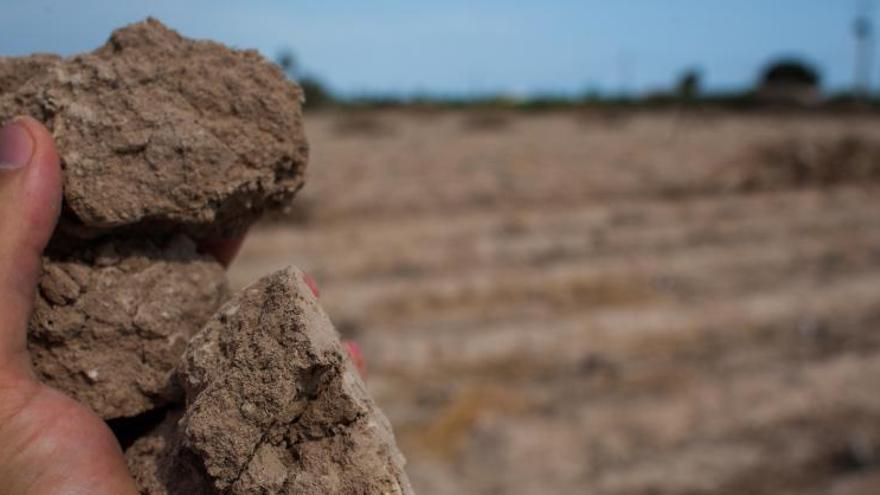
126,267,413,494
29,236,228,419
0,17,308,240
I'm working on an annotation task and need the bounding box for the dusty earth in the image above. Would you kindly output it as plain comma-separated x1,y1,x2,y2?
230,109,880,494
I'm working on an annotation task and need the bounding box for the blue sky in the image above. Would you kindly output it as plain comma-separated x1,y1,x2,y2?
0,1,871,97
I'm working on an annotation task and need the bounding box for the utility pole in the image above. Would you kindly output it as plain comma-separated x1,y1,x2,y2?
854,1,874,99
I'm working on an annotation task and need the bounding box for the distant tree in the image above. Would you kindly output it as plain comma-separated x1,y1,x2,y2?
677,69,701,100
298,76,334,109
757,58,822,106
275,48,334,109
580,88,603,104
276,50,297,75
760,59,821,89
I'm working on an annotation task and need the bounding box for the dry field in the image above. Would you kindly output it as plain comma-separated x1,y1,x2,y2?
228,109,880,494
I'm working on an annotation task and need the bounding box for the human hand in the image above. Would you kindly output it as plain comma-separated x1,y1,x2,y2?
0,117,255,494
0,116,366,494
0,117,138,493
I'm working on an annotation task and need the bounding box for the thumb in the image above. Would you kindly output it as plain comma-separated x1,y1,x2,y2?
0,117,62,375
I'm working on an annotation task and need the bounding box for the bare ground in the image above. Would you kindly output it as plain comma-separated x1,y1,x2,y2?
228,110,880,494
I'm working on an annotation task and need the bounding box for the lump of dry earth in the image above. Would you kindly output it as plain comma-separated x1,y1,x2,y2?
126,267,412,494
0,17,308,240
29,236,228,419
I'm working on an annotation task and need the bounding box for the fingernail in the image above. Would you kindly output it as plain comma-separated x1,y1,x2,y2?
0,119,34,170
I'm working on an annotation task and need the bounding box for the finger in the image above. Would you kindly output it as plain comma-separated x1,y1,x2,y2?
303,272,319,298
343,340,367,379
199,232,247,268
0,117,62,374
302,274,364,378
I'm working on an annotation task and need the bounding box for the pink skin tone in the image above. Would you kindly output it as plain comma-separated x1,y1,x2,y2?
0,117,364,493
0,117,137,494
301,272,368,378
201,241,366,376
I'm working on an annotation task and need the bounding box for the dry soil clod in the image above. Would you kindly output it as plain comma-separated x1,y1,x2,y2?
0,17,308,240
29,236,228,419
127,267,413,494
